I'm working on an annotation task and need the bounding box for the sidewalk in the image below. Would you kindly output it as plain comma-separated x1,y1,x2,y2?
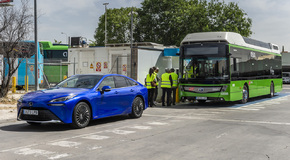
0,91,26,123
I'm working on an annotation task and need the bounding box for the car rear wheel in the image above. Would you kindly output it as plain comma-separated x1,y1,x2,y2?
71,102,91,129
240,85,249,104
129,97,144,118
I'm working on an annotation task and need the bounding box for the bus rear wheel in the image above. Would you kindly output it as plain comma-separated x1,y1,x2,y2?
241,85,248,104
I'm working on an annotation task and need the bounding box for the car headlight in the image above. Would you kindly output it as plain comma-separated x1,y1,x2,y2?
18,95,24,103
49,94,77,103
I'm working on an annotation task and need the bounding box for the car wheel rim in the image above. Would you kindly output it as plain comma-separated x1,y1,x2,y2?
76,104,90,126
134,99,143,116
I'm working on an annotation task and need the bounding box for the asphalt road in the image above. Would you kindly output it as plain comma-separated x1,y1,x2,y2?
1,85,290,160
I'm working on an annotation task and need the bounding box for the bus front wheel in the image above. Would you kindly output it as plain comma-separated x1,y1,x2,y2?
241,85,249,104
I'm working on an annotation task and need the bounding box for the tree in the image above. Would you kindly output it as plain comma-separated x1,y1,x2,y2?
0,0,33,98
135,0,252,46
206,0,252,36
54,39,62,44
94,0,252,46
94,7,139,46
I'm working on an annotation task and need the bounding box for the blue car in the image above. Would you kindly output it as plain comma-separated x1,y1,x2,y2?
17,74,148,128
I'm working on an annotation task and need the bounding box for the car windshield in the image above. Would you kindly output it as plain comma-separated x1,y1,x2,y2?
56,75,104,89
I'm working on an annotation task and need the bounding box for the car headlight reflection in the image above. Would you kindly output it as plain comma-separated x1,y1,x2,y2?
49,94,77,103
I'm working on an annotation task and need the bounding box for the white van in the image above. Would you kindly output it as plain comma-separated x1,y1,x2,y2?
283,72,290,84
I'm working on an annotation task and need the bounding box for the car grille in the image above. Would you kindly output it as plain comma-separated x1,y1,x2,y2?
18,107,60,121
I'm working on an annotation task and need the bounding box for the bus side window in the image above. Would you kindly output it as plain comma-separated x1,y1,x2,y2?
231,58,237,72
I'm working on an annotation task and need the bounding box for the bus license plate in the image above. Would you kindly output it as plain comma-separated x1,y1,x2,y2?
196,97,207,100
23,109,38,115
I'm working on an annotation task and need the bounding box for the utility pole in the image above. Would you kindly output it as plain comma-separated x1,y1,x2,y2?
34,0,39,90
130,7,133,78
103,3,109,47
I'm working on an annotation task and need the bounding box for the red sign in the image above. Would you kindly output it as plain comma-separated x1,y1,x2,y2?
96,62,101,72
104,62,108,69
122,64,127,72
0,0,13,3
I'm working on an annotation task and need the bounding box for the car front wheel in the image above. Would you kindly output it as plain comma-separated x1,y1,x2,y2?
129,97,144,118
71,102,91,129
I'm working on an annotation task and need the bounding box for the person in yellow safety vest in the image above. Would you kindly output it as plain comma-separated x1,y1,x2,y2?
161,68,173,106
145,67,156,107
152,67,160,105
170,68,178,105
188,63,199,78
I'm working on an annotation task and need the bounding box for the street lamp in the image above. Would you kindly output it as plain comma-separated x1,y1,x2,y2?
103,3,109,47
61,32,67,44
130,8,137,79
34,0,39,90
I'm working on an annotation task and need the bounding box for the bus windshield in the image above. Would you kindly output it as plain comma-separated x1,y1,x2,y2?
184,57,228,80
180,43,229,83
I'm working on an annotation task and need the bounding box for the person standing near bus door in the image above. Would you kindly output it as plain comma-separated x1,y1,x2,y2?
170,68,178,105
145,68,156,107
161,68,173,106
153,67,160,105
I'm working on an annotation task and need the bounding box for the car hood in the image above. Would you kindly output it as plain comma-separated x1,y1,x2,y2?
22,88,91,102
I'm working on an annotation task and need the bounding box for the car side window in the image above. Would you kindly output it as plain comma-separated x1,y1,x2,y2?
98,76,115,90
126,78,137,86
114,76,129,88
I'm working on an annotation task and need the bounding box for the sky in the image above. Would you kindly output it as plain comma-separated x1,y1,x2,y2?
10,0,290,51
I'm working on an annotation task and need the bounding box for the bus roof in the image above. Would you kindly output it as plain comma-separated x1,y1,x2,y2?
40,41,68,50
181,32,280,54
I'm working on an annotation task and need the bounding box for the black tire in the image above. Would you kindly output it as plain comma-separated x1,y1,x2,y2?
27,122,41,126
268,82,274,98
198,100,206,104
129,97,144,118
71,102,91,129
240,85,249,104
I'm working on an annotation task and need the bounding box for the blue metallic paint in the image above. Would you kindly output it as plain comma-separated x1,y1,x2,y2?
17,74,148,124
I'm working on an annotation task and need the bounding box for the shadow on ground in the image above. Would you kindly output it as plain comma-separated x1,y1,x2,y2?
0,115,129,132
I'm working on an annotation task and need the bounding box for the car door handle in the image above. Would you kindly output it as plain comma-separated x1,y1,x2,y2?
115,91,118,94
130,89,134,92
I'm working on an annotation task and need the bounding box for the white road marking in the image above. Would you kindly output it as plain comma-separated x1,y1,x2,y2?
88,146,102,150
110,129,136,135
14,148,54,156
49,141,81,148
129,125,152,130
14,148,70,159
81,135,110,140
48,153,70,160
216,132,228,139
147,122,169,125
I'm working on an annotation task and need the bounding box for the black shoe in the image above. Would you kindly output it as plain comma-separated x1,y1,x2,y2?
173,103,175,105
167,105,171,106
162,104,165,106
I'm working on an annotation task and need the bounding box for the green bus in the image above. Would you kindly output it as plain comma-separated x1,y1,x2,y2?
179,32,282,103
40,41,68,84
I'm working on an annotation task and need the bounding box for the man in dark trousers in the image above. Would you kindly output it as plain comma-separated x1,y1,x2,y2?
161,68,173,106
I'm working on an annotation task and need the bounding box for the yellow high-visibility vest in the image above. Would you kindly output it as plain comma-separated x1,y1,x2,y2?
161,73,171,88
146,74,154,89
170,72,178,87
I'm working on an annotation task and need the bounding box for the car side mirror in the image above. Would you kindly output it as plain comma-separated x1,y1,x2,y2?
101,86,111,94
